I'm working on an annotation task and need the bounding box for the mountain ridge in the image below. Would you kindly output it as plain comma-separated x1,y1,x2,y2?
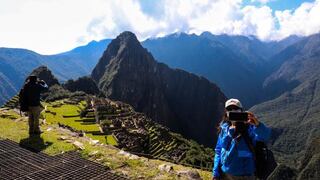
250,33,320,173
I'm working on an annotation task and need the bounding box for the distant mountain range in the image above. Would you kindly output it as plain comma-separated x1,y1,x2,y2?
142,32,302,107
0,39,110,105
0,32,302,107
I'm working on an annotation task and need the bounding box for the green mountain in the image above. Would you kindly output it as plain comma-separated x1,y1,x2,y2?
250,33,320,174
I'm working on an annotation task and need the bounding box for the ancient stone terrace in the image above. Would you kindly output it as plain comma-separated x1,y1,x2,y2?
83,97,213,170
2,95,19,109
90,98,187,161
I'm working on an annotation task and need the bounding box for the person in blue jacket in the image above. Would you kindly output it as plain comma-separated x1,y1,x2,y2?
212,98,271,180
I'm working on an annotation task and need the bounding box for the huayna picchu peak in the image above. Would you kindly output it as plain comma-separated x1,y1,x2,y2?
92,31,227,146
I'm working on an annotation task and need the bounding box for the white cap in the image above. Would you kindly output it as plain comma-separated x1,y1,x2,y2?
225,98,243,109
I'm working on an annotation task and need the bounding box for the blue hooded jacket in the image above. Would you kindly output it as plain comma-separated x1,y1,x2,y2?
212,121,271,177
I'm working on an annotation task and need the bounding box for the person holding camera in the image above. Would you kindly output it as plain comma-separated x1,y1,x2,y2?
212,98,271,180
22,75,48,136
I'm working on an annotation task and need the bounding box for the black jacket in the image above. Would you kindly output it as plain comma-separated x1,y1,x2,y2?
24,81,48,106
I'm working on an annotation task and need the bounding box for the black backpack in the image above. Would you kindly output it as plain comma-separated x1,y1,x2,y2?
243,134,277,180
19,87,28,112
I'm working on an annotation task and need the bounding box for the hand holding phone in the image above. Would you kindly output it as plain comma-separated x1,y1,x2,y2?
247,112,259,126
228,112,248,122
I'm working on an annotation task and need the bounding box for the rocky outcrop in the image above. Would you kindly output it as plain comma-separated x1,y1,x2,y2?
92,31,226,146
63,76,100,95
30,65,59,86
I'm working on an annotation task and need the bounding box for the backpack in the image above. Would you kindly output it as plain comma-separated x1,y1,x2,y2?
19,87,28,112
243,134,277,180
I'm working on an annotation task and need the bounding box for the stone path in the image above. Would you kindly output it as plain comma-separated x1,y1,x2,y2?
0,139,128,180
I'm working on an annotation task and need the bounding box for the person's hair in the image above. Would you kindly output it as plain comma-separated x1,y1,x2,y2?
216,109,230,134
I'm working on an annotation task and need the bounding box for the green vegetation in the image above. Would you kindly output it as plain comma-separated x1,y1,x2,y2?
43,100,117,145
43,85,87,102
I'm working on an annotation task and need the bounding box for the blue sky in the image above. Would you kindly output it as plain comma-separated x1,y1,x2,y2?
0,0,319,54
243,0,315,10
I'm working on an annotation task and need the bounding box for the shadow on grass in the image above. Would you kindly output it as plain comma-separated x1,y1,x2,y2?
74,118,95,122
80,122,96,125
19,135,53,153
86,131,106,135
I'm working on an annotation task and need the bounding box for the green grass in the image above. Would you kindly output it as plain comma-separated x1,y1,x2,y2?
106,135,117,145
43,102,117,145
0,111,75,155
45,104,99,132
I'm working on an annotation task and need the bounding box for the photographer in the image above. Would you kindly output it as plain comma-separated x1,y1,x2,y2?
23,75,48,136
212,99,271,180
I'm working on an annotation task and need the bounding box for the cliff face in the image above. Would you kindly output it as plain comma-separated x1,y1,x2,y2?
92,31,226,146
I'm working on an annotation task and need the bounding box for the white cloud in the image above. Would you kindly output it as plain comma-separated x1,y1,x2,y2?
274,0,320,39
84,0,276,41
0,0,319,54
239,5,276,40
0,0,109,54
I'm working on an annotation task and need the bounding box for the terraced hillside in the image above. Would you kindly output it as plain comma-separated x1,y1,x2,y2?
91,98,214,170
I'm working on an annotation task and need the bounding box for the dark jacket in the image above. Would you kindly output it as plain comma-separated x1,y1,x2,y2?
24,81,48,106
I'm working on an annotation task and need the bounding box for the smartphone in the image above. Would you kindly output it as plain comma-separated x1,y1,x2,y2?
228,112,248,122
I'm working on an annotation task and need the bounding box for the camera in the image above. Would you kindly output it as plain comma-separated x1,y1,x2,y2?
228,112,248,122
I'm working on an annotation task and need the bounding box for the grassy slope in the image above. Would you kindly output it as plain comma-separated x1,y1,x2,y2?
0,107,212,179
0,109,75,155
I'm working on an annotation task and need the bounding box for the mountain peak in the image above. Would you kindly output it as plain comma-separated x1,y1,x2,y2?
91,31,151,82
104,31,145,60
113,31,141,47
117,31,138,40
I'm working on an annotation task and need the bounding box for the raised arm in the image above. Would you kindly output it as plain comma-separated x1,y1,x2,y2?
247,112,271,142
